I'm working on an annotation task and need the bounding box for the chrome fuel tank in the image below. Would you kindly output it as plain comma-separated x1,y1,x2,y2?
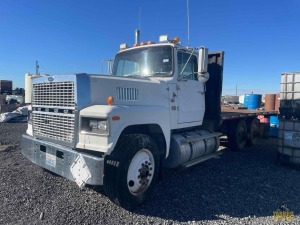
165,130,220,168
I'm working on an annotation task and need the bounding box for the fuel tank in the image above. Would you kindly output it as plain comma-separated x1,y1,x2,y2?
165,130,220,168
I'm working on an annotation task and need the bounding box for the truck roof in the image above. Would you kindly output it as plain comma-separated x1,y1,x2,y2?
118,42,199,54
118,42,175,52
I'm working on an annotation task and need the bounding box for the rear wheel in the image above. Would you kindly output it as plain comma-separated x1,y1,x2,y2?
246,118,260,146
103,134,160,210
228,119,248,151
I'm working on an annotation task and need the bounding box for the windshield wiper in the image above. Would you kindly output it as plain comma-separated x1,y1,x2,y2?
123,73,142,78
147,72,170,76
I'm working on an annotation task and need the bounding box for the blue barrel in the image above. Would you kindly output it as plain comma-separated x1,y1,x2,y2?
270,116,279,137
243,94,250,107
247,94,262,110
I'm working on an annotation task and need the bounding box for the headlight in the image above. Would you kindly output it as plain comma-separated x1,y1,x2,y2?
81,117,109,135
89,119,107,131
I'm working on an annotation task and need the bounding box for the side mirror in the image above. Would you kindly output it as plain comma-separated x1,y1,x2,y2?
197,72,210,83
197,47,209,82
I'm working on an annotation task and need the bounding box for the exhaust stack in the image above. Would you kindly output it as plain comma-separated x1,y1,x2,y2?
135,29,140,45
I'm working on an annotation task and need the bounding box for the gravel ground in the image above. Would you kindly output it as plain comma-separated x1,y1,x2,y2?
0,123,299,225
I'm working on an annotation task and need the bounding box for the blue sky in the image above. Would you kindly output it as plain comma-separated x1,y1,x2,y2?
0,0,299,95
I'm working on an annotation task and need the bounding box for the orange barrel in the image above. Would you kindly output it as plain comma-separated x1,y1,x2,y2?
264,94,276,111
275,93,280,112
258,115,270,138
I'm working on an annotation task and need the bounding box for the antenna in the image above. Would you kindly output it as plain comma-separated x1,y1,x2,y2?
187,0,190,47
139,5,142,30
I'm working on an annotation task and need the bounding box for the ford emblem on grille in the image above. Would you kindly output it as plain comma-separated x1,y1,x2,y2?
48,76,54,82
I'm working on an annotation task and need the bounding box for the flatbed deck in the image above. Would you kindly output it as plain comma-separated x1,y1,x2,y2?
221,106,278,120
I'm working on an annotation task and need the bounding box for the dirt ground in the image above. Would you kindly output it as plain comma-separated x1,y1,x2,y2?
0,123,299,225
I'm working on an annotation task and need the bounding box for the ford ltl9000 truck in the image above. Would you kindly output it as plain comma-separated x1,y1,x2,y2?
22,32,277,210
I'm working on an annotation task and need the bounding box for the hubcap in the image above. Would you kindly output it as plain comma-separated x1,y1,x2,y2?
127,149,154,194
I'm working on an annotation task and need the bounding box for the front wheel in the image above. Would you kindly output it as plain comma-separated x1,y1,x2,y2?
103,134,160,210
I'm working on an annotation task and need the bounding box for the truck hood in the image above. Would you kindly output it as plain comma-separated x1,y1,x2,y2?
32,73,170,110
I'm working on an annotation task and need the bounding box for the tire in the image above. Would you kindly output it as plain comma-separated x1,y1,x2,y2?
103,134,160,210
228,119,248,151
246,118,260,146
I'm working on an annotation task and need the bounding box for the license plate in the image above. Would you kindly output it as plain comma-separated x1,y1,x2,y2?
46,152,56,167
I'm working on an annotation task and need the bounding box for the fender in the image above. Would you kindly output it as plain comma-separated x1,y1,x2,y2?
77,104,171,157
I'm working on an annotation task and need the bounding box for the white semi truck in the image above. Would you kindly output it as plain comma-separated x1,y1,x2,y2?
22,32,277,210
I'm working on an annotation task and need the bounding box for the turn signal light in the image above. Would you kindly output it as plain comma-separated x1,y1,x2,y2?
107,96,114,105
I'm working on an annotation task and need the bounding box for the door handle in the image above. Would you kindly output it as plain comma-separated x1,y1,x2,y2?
171,92,177,102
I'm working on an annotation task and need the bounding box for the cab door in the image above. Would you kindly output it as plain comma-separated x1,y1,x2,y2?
176,51,205,124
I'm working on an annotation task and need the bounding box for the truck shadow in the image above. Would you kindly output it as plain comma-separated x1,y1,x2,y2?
131,138,300,222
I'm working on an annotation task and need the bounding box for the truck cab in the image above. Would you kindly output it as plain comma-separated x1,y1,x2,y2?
113,38,207,128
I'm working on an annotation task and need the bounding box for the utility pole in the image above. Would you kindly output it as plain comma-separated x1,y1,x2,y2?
36,60,40,75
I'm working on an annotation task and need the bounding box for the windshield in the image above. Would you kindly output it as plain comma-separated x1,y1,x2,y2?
112,46,173,77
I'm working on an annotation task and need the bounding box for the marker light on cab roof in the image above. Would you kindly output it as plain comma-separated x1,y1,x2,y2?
159,35,169,43
120,43,128,50
173,37,180,43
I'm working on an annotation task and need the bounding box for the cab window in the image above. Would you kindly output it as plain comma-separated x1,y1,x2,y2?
177,51,198,80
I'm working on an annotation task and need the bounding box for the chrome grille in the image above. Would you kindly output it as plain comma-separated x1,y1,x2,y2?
117,87,139,101
33,112,75,143
33,81,75,108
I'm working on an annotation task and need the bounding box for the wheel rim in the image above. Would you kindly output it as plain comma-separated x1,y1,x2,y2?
127,149,155,195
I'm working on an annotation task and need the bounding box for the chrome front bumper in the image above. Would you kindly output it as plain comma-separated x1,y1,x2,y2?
22,134,104,186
